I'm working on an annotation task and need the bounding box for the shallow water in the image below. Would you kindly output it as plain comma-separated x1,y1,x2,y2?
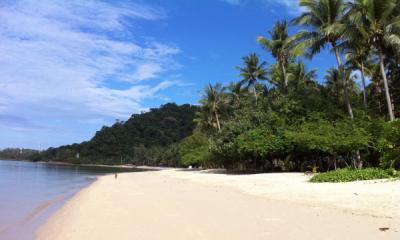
0,160,144,240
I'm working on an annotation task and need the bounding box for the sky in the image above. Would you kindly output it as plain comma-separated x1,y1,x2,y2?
0,0,338,149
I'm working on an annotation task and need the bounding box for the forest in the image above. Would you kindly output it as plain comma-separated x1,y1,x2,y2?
29,103,198,165
6,0,400,175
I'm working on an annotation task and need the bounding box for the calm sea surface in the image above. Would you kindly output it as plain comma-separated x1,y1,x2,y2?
0,160,144,240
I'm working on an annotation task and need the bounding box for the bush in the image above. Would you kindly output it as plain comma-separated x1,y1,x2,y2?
310,168,399,183
378,120,400,169
236,127,287,158
179,130,213,167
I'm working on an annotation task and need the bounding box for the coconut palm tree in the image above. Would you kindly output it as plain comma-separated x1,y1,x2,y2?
340,19,372,109
325,68,342,102
346,0,400,121
325,67,358,104
292,0,354,118
237,53,268,102
344,45,371,109
199,83,227,132
226,81,245,107
287,61,318,91
257,20,293,88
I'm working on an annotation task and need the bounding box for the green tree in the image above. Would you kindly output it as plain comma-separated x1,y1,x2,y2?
292,0,354,118
257,20,294,88
199,83,227,132
343,30,372,109
346,0,400,121
237,53,268,102
179,130,213,167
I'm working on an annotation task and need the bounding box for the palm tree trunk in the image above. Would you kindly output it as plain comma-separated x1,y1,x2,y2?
333,46,354,119
252,81,258,103
254,88,258,102
361,61,367,109
281,61,288,88
214,111,221,132
379,50,395,121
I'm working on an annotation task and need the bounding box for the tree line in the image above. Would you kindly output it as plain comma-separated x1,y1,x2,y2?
0,148,40,160
29,103,199,166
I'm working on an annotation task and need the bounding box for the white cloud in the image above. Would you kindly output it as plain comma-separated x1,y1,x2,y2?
0,0,182,148
219,0,244,5
220,0,302,15
266,0,303,14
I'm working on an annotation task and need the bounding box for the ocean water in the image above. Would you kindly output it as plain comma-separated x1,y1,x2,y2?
0,160,144,240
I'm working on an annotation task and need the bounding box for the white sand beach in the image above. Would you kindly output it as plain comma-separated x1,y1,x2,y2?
37,169,400,240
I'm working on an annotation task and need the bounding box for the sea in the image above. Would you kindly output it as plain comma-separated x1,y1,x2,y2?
0,160,144,240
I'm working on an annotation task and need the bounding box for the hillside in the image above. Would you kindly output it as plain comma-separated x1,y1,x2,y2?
34,103,199,165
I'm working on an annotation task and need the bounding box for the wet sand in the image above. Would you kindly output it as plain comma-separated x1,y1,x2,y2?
37,169,400,240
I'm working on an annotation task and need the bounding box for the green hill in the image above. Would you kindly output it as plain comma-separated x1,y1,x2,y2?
34,103,199,165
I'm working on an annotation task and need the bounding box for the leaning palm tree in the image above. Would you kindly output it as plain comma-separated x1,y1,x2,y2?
257,20,293,88
344,44,372,109
237,53,268,102
199,83,226,132
346,0,400,121
292,0,354,118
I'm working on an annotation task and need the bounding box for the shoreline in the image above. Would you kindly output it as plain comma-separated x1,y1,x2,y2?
37,169,400,240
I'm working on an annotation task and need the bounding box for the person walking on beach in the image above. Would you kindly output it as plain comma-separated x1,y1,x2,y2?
115,173,118,179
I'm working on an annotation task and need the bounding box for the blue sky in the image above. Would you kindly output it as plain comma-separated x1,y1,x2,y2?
0,0,338,149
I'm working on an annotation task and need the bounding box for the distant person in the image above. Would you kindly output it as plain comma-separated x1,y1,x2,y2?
115,173,118,179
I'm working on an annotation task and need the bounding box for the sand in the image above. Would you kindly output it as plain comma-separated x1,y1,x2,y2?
37,169,400,240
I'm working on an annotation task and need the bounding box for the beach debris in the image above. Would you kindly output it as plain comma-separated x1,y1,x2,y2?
379,227,390,232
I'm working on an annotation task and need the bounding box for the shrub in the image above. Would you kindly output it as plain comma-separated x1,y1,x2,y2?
310,168,399,183
236,128,287,158
179,130,213,167
378,120,400,169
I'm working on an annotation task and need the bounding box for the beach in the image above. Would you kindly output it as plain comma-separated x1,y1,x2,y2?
37,169,400,240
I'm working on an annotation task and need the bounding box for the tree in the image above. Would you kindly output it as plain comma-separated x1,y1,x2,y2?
287,61,318,91
257,20,293,88
237,53,268,102
342,23,372,109
179,130,213,167
199,83,227,132
346,0,400,121
292,0,354,118
226,81,245,107
325,68,342,103
325,67,358,105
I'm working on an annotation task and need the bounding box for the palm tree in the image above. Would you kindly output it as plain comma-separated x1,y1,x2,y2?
257,20,293,88
292,0,354,118
287,61,318,91
325,68,343,103
346,0,400,121
345,45,371,108
199,83,226,132
227,81,244,107
340,20,372,109
325,67,358,104
237,53,268,102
